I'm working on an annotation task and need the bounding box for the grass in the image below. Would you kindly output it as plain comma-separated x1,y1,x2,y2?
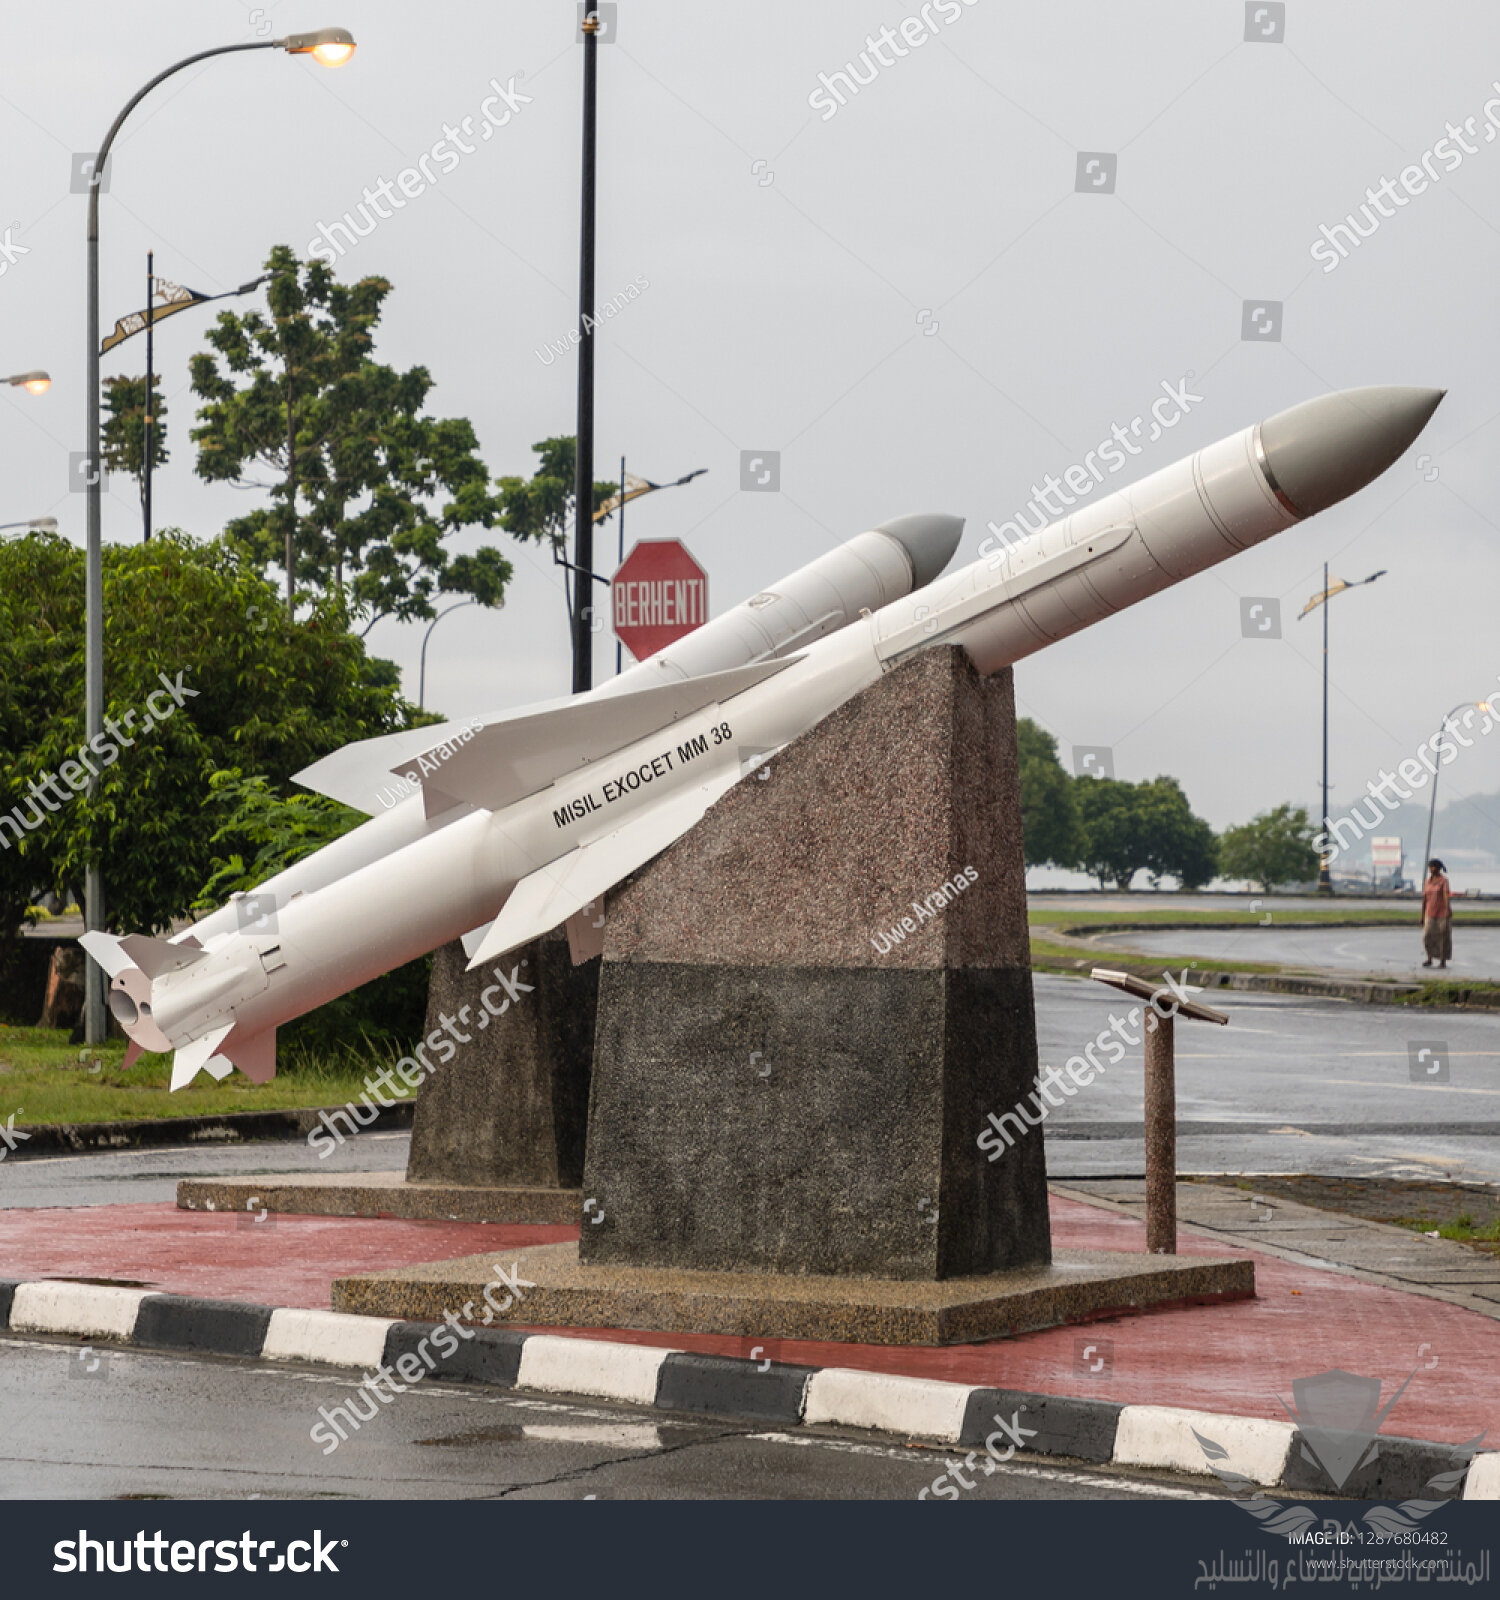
0,1024,412,1128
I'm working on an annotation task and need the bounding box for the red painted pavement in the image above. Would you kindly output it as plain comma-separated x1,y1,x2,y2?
2,1195,1494,1443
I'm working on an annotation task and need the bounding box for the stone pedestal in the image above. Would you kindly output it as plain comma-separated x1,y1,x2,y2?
333,646,1255,1341
406,928,597,1189
579,647,1049,1280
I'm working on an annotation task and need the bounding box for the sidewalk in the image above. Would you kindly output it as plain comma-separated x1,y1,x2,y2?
0,1182,1493,1447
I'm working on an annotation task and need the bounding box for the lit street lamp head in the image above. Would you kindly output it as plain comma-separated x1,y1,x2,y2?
5,370,51,394
278,27,356,67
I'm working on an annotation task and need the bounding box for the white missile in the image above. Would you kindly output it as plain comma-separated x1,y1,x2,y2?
86,386,1442,1091
80,515,960,1085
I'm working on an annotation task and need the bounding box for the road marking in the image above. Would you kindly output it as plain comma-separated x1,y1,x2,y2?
744,1432,1219,1497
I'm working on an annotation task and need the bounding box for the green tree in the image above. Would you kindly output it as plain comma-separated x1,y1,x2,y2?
494,436,619,628
100,374,168,524
191,771,366,912
0,529,414,936
1016,719,1085,869
1138,775,1218,890
190,244,511,626
1075,775,1147,889
1074,772,1218,890
1218,803,1319,892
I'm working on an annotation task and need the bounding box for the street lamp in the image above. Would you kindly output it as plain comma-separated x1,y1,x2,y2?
0,517,58,534
81,26,356,1044
1421,700,1492,882
5,370,51,394
418,600,477,710
1297,564,1387,893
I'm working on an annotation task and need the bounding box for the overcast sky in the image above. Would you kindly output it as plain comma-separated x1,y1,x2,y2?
3,0,1498,877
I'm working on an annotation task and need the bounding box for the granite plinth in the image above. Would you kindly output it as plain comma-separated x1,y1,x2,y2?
332,1239,1256,1346
176,1171,580,1225
406,928,596,1189
581,648,1049,1279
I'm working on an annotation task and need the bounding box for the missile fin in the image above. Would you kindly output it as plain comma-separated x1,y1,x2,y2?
460,919,496,960
121,1039,144,1070
171,1022,234,1091
401,657,801,819
78,931,137,980
465,773,738,969
222,1027,277,1084
118,933,209,980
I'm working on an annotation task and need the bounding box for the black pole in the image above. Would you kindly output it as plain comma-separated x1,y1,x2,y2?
616,453,625,676
143,249,154,542
571,12,599,694
1318,560,1332,893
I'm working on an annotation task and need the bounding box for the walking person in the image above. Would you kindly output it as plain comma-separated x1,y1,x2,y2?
1421,858,1454,969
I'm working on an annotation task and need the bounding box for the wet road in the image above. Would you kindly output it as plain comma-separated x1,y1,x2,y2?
1093,923,1500,981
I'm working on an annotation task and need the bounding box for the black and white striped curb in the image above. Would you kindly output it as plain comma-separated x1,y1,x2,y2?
2,1278,1493,1499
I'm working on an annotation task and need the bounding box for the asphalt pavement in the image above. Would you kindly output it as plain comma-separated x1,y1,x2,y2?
1035,974,1500,1183
4,977,1496,1203
0,1337,1218,1501
1092,923,1500,981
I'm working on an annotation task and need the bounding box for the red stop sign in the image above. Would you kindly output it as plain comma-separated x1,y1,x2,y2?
612,539,709,662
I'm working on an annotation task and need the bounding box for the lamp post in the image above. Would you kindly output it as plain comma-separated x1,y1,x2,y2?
80,26,356,1044
1421,700,1492,882
1297,565,1387,894
593,461,708,673
418,600,477,710
4,370,51,394
570,10,601,695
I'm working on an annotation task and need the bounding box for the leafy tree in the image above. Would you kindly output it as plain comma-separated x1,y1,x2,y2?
1074,772,1218,890
1219,803,1319,892
494,436,619,627
1138,775,1218,890
1075,775,1147,890
190,244,511,627
101,374,168,525
191,771,366,912
1016,718,1085,869
0,529,414,936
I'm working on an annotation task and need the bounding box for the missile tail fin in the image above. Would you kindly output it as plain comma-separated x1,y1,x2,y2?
222,1027,277,1084
171,1022,234,1091
118,932,207,980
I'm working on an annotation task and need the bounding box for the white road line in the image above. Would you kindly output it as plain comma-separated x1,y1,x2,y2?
744,1432,1218,1498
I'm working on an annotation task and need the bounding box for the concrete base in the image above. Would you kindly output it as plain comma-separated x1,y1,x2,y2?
331,1239,1255,1346
582,650,1049,1280
176,1172,580,1226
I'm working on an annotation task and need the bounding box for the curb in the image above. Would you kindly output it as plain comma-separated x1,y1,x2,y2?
0,1276,1492,1499
7,1101,415,1156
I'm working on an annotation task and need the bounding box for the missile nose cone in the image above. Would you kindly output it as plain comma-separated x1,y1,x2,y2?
874,512,965,586
1258,386,1445,519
